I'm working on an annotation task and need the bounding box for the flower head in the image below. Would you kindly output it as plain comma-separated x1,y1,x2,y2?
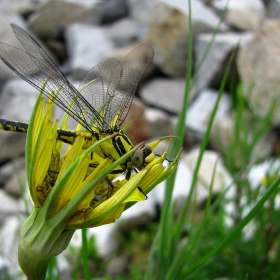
19,91,180,279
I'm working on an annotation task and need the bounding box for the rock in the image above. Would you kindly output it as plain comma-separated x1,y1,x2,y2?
87,224,118,258
0,79,39,120
105,255,128,275
0,131,26,163
0,157,25,187
148,159,193,206
0,190,23,217
65,23,114,80
266,0,280,19
211,112,276,169
140,78,186,114
237,20,280,125
29,0,104,38
101,0,129,24
117,197,156,232
103,18,141,47
122,98,149,143
0,15,58,80
128,0,158,33
145,0,228,77
4,168,27,198
194,32,253,94
186,89,231,134
213,0,265,31
0,215,24,263
0,79,39,162
182,148,233,203
144,107,176,140
68,224,118,259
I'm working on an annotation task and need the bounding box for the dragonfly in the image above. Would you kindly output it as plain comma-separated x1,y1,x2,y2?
0,24,155,181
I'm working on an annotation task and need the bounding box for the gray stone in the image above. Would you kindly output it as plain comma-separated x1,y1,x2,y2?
237,20,280,125
144,107,176,139
186,89,231,134
103,18,140,47
66,23,114,80
0,156,25,187
0,79,39,120
213,0,265,31
0,15,58,80
4,168,27,198
145,0,228,77
266,0,280,19
101,0,129,24
140,78,185,114
0,79,39,161
194,32,253,94
29,0,104,37
105,255,128,275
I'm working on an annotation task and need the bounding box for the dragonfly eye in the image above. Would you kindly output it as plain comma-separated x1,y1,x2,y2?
131,150,144,167
143,146,155,165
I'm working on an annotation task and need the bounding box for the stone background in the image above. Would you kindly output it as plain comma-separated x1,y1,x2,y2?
0,0,279,278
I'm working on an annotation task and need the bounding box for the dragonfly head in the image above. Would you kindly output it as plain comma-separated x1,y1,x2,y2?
131,144,155,169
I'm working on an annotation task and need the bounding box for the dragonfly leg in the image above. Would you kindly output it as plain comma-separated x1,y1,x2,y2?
105,176,114,196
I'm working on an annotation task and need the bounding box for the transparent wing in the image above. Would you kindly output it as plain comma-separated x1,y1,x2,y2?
79,44,154,131
0,24,106,132
110,44,154,129
78,57,122,131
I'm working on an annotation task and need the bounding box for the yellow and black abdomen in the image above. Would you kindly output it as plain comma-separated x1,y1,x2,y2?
0,119,29,133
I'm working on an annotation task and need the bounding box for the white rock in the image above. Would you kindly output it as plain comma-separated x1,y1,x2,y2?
186,89,231,133
194,32,253,94
140,78,186,113
182,148,233,203
69,223,118,258
213,0,265,30
0,215,24,264
128,0,158,28
149,159,193,205
66,23,114,80
248,158,280,191
213,0,264,10
0,190,23,214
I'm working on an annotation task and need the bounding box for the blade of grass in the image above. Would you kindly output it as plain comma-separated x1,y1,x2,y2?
81,228,91,280
182,174,280,276
174,44,236,248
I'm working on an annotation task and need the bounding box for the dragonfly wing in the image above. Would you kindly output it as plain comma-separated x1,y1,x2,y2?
78,57,122,132
107,44,154,130
0,25,105,132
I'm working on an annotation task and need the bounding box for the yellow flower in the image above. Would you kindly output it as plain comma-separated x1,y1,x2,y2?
19,91,180,280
